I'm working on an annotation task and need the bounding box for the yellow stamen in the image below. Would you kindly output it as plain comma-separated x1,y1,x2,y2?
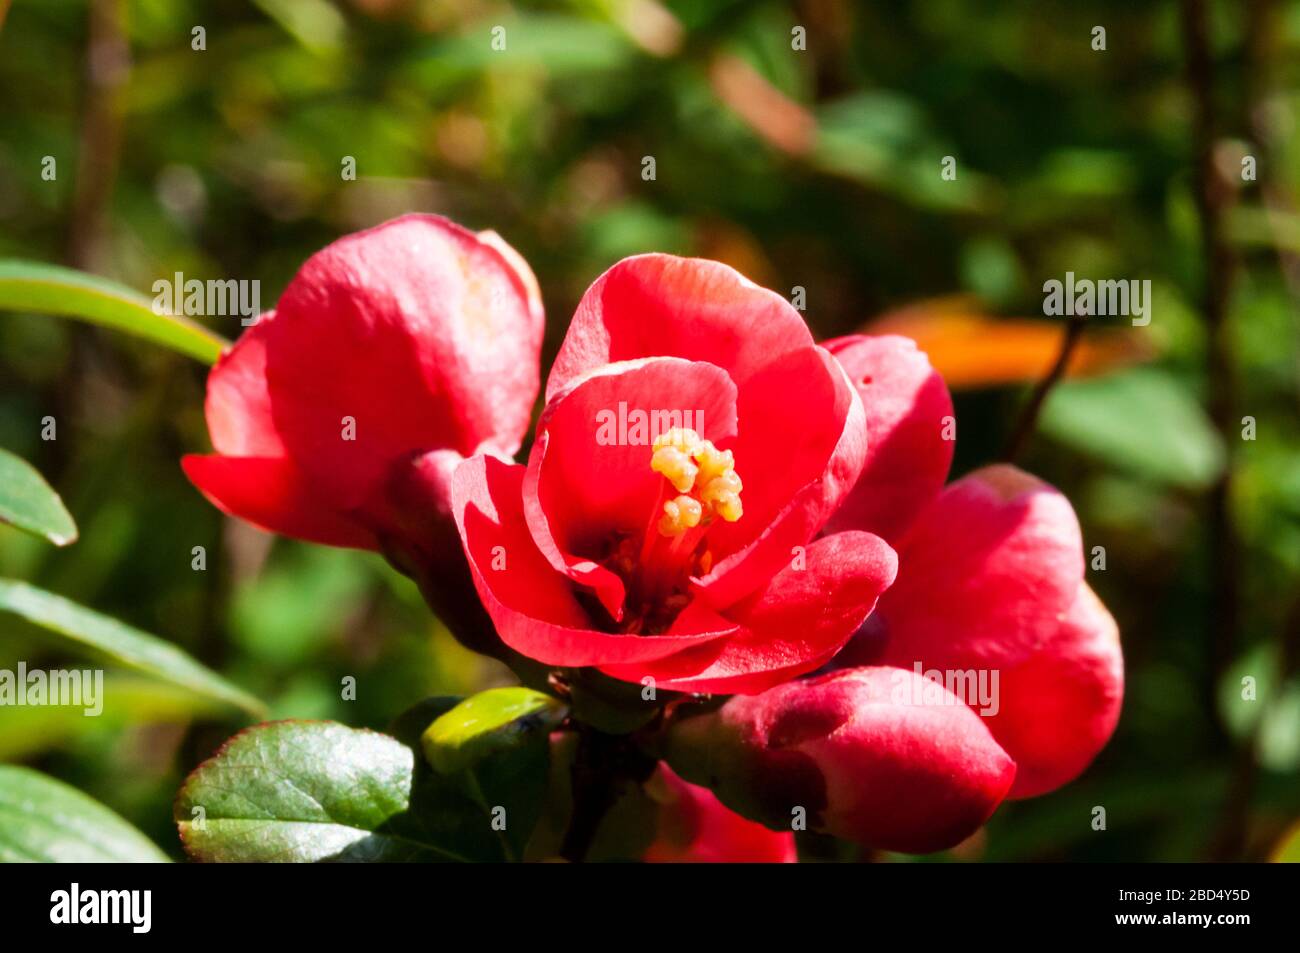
694,443,734,485
649,427,744,537
644,434,696,494
658,495,702,537
699,468,743,522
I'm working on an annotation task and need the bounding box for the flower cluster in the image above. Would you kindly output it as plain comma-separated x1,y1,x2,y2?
187,214,1122,859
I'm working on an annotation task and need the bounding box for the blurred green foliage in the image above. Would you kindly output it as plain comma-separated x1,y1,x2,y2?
0,0,1298,861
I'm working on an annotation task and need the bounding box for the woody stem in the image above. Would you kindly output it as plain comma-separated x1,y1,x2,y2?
559,723,656,862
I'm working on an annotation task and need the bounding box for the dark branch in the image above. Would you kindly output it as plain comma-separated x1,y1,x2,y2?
1002,309,1088,463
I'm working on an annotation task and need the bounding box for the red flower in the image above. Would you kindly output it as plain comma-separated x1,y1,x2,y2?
827,336,1124,799
643,764,797,863
452,255,898,694
664,667,1016,854
182,214,543,555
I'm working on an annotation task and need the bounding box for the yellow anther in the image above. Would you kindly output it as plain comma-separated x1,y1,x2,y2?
658,495,703,537
714,496,743,522
694,443,734,485
649,427,744,537
651,444,698,493
699,468,743,522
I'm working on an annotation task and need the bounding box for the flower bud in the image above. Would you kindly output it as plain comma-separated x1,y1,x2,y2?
665,666,1016,854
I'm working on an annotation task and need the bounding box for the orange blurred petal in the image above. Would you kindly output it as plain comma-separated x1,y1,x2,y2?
868,298,1156,390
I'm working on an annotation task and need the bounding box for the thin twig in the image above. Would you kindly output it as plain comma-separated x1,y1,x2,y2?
1180,0,1242,759
558,724,656,862
1002,309,1088,463
1243,0,1300,412
1202,0,1291,862
67,0,129,270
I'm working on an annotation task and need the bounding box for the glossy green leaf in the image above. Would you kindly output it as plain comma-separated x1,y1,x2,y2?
0,765,169,862
422,686,566,775
1039,368,1226,489
416,690,563,861
176,720,537,862
0,579,265,717
0,448,77,545
0,260,229,363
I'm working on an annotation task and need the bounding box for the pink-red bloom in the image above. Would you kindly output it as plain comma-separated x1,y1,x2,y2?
183,213,543,557
452,255,897,694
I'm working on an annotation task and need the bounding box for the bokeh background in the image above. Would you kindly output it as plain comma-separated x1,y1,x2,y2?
1,0,1298,861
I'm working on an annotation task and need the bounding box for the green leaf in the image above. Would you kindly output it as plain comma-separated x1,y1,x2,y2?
1217,645,1300,772
418,690,564,862
0,765,169,862
411,14,636,79
398,694,556,861
813,92,992,212
1039,368,1226,489
0,260,229,364
176,720,528,862
0,448,77,546
0,579,265,717
422,687,566,775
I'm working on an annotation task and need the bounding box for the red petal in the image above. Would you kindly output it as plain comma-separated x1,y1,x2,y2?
451,454,735,667
262,214,543,510
876,465,1084,668
987,583,1124,798
823,334,954,546
205,310,283,457
693,346,867,607
476,228,545,329
547,254,813,403
608,530,897,694
523,358,739,619
644,764,797,863
182,454,376,549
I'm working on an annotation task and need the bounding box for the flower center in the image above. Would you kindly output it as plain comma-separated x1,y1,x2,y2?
649,427,743,537
587,427,745,635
